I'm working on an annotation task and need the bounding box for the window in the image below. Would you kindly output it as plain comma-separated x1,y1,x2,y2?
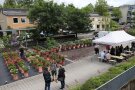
97,25,99,28
13,18,18,23
21,17,26,23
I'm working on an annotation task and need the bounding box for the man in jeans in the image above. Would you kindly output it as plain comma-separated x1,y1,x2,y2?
58,65,65,89
43,68,51,90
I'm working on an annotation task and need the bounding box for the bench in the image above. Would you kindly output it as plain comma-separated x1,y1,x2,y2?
109,60,117,65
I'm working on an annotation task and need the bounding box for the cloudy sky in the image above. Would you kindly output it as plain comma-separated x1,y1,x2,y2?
0,0,134,8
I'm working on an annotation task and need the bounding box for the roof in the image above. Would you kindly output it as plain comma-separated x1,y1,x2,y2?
0,8,28,16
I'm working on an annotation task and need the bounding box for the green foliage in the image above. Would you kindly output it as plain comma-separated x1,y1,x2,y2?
3,0,17,8
46,37,59,49
22,66,29,72
16,0,34,9
112,7,122,19
66,4,92,37
95,0,110,16
81,4,94,14
71,57,135,90
2,35,11,48
8,64,18,74
28,0,65,36
126,28,135,36
109,20,120,31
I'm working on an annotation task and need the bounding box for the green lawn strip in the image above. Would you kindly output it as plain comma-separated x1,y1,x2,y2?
71,56,135,90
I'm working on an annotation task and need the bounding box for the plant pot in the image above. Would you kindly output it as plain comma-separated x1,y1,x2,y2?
12,74,19,80
85,44,87,47
68,46,72,50
26,58,31,62
24,72,29,77
38,66,43,72
72,45,76,49
77,45,80,48
59,61,65,66
81,44,84,48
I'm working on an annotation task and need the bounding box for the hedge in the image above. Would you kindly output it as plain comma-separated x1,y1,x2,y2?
70,56,135,90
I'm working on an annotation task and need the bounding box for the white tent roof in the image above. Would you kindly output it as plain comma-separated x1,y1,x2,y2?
93,30,135,46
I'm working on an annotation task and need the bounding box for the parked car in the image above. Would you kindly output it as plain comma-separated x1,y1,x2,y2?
94,31,111,39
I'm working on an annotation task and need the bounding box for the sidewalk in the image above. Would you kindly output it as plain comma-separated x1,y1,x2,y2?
0,55,112,90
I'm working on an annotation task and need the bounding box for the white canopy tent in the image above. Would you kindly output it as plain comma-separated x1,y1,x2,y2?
93,31,135,47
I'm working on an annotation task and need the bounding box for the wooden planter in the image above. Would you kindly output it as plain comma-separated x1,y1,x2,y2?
24,72,29,77
12,74,19,80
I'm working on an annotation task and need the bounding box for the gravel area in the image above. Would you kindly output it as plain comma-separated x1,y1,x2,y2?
60,46,95,61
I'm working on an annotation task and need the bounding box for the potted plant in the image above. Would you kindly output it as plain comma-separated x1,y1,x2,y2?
23,66,29,77
10,68,19,80
74,40,80,49
37,63,43,72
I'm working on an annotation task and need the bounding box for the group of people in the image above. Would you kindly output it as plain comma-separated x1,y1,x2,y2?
99,51,111,62
94,43,135,63
43,62,65,90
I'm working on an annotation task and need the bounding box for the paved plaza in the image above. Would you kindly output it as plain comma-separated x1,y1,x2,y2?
0,54,111,90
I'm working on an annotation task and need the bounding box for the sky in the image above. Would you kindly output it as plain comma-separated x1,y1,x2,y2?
0,0,135,8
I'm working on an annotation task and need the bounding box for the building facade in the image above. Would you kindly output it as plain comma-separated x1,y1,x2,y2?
89,14,110,31
119,5,135,26
0,8,34,30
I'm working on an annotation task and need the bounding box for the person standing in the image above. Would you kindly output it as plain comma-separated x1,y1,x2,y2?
19,45,24,59
43,68,52,90
58,65,65,89
50,61,57,82
94,44,99,54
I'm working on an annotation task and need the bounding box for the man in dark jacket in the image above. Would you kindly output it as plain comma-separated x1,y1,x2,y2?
58,65,65,89
43,68,51,90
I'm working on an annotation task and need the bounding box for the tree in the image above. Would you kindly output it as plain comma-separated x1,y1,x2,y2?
95,0,109,16
132,11,135,28
81,4,94,14
15,0,34,9
28,0,65,37
95,0,110,30
66,4,92,38
110,20,120,31
3,0,17,8
112,7,122,22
